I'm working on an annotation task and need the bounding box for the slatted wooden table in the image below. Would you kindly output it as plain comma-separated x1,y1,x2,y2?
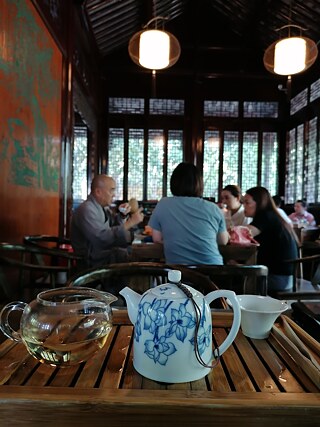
0,311,319,427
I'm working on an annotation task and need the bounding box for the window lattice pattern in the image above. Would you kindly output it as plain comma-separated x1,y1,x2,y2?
108,97,144,114
243,102,278,118
149,99,184,115
310,78,320,102
242,132,258,192
147,130,164,200
290,89,308,115
295,124,304,200
167,130,183,195
223,131,239,187
108,128,124,200
204,101,239,117
72,126,88,201
128,129,144,200
203,130,220,200
306,118,317,202
261,132,278,196
286,129,296,203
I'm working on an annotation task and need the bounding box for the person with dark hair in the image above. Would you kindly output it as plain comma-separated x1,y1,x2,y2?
148,162,229,264
289,199,316,226
220,184,251,228
243,186,299,294
272,195,292,225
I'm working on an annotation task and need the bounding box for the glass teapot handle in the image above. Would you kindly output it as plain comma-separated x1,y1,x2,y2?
0,301,26,342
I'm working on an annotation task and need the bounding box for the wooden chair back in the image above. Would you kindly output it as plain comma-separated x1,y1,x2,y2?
66,262,227,308
23,235,86,272
174,264,268,295
277,254,320,300
218,245,258,265
23,234,71,249
0,243,80,300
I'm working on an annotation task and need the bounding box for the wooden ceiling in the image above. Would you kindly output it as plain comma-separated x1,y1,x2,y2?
81,0,320,80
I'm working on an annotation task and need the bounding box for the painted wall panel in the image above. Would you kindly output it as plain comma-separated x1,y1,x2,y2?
0,0,62,241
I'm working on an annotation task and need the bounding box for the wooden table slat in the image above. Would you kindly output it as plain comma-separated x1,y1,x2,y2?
268,334,319,393
252,338,306,393
214,329,258,392
233,331,281,392
99,325,133,389
6,355,39,386
25,360,56,387
75,326,117,388
0,343,30,385
48,364,82,387
121,340,143,389
207,358,232,392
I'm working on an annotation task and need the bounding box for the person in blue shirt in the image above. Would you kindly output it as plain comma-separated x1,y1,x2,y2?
149,162,229,264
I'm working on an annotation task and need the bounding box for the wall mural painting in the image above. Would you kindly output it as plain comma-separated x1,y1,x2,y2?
0,0,62,191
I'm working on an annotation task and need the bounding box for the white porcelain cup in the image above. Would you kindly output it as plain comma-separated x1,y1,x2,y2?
236,295,289,339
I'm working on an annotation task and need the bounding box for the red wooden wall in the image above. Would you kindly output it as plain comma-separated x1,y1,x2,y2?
0,0,62,242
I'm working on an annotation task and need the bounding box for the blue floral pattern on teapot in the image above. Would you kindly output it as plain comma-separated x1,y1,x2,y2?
134,288,210,366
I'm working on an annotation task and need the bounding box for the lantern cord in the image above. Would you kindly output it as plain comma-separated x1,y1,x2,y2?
152,70,157,98
143,16,168,30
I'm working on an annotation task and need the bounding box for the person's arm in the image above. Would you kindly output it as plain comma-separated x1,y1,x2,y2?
123,208,144,231
152,229,163,243
246,224,261,237
308,213,316,226
217,231,229,245
77,202,143,250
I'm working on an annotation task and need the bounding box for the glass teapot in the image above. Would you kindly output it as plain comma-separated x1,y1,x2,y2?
0,287,117,366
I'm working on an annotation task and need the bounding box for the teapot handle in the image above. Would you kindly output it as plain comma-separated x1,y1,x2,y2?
0,302,26,342
205,290,241,357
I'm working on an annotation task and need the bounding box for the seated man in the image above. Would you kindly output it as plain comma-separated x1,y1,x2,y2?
71,174,144,266
289,200,316,226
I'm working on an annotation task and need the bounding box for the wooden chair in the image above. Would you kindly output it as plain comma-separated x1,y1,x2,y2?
175,264,269,295
23,235,86,273
23,234,72,249
0,243,77,300
218,244,258,265
276,254,320,300
66,261,227,309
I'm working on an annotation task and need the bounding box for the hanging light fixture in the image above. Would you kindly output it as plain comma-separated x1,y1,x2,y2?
128,16,181,70
263,24,318,76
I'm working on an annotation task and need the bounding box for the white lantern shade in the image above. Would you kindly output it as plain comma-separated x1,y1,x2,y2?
274,37,306,75
139,30,170,70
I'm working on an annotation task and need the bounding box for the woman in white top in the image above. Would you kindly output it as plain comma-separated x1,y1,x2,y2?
220,185,251,229
272,195,293,226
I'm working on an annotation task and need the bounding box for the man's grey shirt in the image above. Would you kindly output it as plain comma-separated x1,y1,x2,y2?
71,194,131,264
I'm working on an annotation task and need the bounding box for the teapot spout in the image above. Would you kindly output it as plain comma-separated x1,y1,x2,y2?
101,291,118,305
119,287,141,324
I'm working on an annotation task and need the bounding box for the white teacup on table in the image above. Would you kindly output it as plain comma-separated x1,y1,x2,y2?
236,295,289,339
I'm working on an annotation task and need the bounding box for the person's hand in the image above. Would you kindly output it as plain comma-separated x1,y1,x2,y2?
118,202,131,216
124,207,144,229
130,207,144,226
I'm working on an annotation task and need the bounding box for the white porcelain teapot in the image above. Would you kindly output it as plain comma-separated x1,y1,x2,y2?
120,270,241,383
